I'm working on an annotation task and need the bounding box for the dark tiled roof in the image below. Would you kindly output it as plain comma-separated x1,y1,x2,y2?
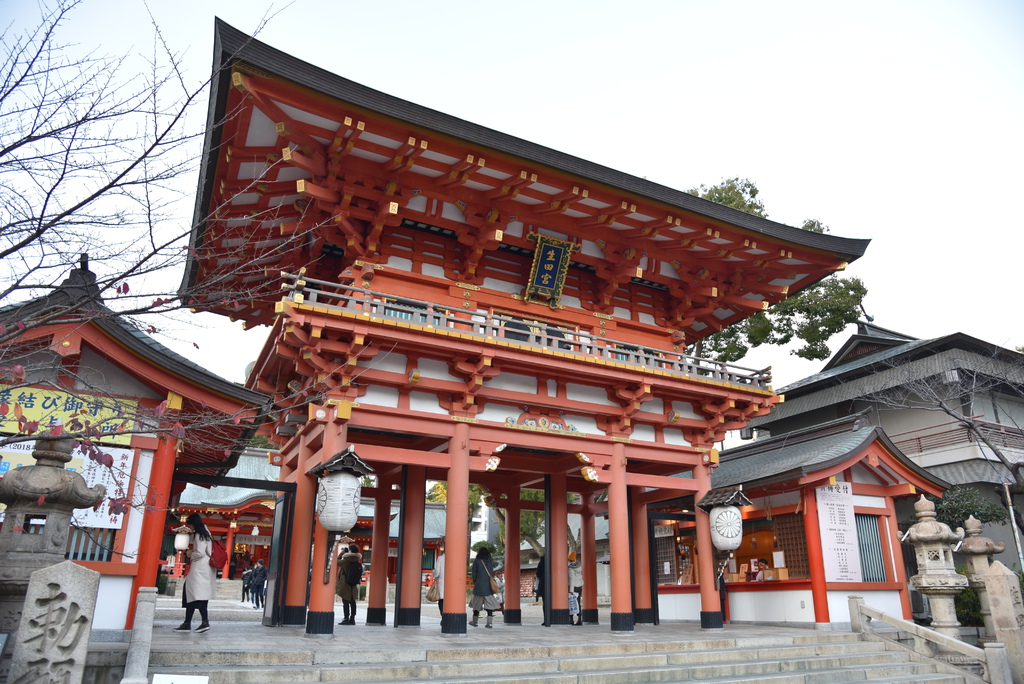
713,412,948,490
192,20,870,267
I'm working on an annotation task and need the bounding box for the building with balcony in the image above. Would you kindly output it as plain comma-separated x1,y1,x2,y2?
178,20,869,635
749,321,1024,561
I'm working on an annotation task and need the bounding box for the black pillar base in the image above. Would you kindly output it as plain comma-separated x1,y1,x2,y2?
700,610,724,629
549,608,571,626
395,606,421,626
305,610,334,635
441,612,467,634
365,606,387,626
634,607,655,624
581,608,599,624
502,608,522,625
610,612,635,632
282,604,306,627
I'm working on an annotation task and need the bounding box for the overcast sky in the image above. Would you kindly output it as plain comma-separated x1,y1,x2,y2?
13,0,1023,390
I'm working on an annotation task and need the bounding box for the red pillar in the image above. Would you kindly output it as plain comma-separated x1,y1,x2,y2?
548,472,570,625
282,433,315,626
126,435,178,627
580,498,599,624
695,462,721,628
396,464,426,626
631,489,653,623
442,421,470,635
223,525,235,578
366,476,394,625
607,442,633,632
803,487,830,624
503,488,522,624
307,419,346,635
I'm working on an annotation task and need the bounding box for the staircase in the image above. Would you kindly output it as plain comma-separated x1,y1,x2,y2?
144,631,971,684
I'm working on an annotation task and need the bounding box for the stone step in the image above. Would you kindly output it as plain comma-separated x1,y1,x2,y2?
142,635,968,684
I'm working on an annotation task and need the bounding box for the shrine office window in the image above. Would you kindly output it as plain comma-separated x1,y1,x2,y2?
855,514,887,582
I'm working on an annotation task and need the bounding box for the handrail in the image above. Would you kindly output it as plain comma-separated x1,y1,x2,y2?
282,273,773,391
891,419,1024,457
848,596,1012,683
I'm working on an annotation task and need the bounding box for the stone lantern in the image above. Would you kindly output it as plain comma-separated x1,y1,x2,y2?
959,514,1005,645
903,494,968,648
0,438,105,644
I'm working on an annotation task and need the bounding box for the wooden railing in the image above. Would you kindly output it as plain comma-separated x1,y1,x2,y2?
283,273,773,391
848,596,1012,683
891,420,1024,457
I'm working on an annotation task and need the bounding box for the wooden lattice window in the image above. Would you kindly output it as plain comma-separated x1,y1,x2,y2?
654,535,676,584
773,514,809,579
66,526,116,562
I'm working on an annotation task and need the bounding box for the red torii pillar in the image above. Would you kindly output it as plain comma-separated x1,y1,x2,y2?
281,427,316,627
695,462,722,629
502,488,522,625
366,475,396,625
548,472,570,625
442,421,471,635
306,415,346,635
607,442,634,632
631,490,654,624
579,495,599,625
396,464,426,626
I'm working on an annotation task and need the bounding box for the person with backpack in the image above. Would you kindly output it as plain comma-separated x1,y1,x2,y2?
250,559,268,610
173,513,216,633
335,543,363,625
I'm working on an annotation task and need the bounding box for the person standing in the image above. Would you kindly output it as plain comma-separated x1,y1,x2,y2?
335,543,363,625
240,565,253,603
568,551,583,626
433,547,445,615
250,558,268,610
173,513,215,633
469,547,501,628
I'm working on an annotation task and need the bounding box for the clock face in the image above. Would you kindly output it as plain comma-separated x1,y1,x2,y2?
713,508,742,539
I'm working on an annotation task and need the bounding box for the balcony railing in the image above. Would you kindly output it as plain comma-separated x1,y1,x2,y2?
891,419,1024,457
283,274,772,391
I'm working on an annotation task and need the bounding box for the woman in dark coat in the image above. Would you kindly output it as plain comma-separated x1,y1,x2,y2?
468,547,502,628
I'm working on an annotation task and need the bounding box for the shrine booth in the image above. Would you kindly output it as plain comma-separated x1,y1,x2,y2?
179,21,870,635
653,413,948,628
0,261,268,631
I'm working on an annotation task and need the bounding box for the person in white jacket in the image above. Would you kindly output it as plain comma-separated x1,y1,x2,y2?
568,551,583,626
174,513,216,633
433,550,445,615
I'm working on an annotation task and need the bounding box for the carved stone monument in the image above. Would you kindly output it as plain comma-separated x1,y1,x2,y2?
983,561,1024,683
903,495,968,654
0,438,105,679
959,514,1005,645
8,561,100,684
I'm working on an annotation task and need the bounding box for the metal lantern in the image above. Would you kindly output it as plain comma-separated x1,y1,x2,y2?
311,445,374,533
709,505,744,551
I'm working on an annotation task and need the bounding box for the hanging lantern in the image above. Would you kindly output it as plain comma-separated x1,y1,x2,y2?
252,526,259,537
311,445,374,533
708,505,743,551
173,523,192,551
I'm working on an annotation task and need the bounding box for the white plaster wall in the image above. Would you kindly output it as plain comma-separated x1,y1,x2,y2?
644,398,664,414
631,424,656,443
667,402,700,420
405,194,428,213
656,592,703,621
422,263,446,279
563,414,601,436
828,590,903,629
418,358,457,381
383,255,412,272
566,383,615,406
75,349,161,400
482,277,520,294
486,373,538,394
726,588,815,624
360,385,400,408
504,221,524,238
612,307,630,319
638,312,656,325
409,391,447,414
851,493,886,509
93,575,134,629
123,448,153,565
475,404,521,424
362,352,407,374
662,429,691,446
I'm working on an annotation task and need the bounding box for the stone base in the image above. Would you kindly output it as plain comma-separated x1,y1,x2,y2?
502,608,522,625
395,606,420,627
610,611,635,632
365,606,387,626
700,611,724,629
441,612,467,635
305,610,334,635
581,608,599,624
282,604,306,627
634,607,655,624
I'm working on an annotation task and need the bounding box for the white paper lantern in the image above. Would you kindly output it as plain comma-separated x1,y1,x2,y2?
316,470,362,532
174,530,191,551
709,505,743,551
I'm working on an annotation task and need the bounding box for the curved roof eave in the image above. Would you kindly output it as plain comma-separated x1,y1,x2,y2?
185,19,869,297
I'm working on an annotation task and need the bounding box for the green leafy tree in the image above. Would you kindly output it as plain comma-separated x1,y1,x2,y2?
930,485,1008,531
686,178,867,363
